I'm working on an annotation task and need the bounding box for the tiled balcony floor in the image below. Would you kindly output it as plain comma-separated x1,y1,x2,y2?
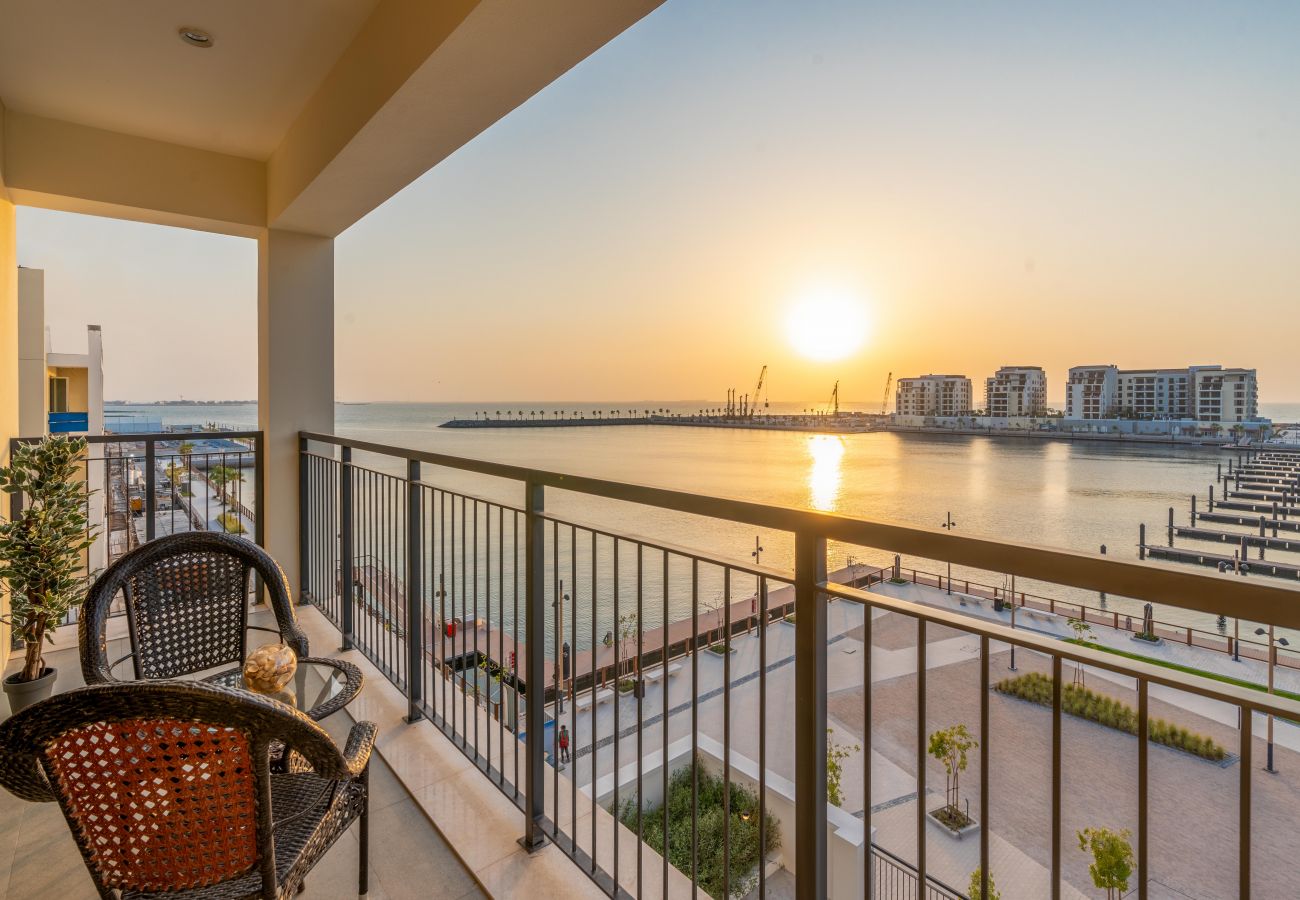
0,625,486,900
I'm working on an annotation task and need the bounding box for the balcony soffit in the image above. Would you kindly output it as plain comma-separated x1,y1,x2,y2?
0,0,380,161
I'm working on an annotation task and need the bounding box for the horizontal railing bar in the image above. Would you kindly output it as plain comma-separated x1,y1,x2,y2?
302,431,1300,628
15,430,261,444
825,580,1300,719
538,514,795,584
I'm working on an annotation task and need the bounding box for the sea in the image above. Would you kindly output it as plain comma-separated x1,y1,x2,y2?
110,401,1300,643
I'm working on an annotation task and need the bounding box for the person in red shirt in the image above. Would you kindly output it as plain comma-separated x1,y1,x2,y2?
558,724,571,763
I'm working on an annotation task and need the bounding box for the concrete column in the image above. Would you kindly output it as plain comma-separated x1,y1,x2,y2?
17,267,45,437
258,229,333,598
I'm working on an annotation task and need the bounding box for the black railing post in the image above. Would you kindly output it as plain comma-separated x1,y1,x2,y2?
405,458,424,723
794,529,828,900
297,435,309,605
253,432,267,603
340,446,354,652
255,431,267,548
144,438,156,542
520,479,547,852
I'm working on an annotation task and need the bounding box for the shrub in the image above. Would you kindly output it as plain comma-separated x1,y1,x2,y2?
994,673,1226,762
619,763,781,899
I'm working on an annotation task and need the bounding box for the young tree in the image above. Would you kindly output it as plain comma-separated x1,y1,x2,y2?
1077,827,1134,899
928,724,978,819
968,866,1001,900
1067,617,1093,685
826,728,860,808
617,611,639,678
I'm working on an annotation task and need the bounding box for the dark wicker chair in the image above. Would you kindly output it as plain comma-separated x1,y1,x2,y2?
79,533,309,686
0,680,375,899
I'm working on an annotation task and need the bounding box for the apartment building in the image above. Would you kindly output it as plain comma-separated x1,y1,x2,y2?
1191,366,1258,423
984,366,1047,417
895,374,972,417
1066,365,1119,419
1101,364,1259,422
17,267,104,437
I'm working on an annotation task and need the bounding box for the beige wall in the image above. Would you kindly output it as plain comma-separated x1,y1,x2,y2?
1,149,16,666
258,229,334,597
49,365,89,412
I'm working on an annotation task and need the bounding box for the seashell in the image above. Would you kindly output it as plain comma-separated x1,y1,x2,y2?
243,643,297,694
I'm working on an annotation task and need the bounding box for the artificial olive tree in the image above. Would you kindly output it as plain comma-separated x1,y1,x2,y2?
0,436,96,682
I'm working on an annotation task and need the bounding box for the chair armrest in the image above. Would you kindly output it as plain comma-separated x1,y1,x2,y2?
341,721,379,778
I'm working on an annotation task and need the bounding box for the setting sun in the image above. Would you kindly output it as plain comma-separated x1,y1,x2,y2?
785,286,871,361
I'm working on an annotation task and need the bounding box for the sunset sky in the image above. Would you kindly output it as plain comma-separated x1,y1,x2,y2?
16,1,1300,404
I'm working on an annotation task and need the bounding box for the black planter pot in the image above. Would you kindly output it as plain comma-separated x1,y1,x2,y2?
3,667,57,714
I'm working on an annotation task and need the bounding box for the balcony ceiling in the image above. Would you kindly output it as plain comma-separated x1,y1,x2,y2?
0,0,380,160
0,0,664,237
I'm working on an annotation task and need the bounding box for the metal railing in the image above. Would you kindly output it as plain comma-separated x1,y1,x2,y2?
9,431,264,626
299,431,1300,900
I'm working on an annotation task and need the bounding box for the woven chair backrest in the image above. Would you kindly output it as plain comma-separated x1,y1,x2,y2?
46,716,260,892
125,549,251,679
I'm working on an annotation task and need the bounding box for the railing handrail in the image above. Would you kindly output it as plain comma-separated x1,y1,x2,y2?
301,430,1300,629
11,429,262,445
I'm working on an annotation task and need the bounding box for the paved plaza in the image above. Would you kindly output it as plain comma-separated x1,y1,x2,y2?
552,577,1300,899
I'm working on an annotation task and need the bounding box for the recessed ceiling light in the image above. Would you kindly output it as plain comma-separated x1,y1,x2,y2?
178,27,213,48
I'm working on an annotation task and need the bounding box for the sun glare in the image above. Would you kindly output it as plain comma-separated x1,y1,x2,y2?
785,287,870,361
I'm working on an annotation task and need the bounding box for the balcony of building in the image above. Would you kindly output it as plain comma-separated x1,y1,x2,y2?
4,428,1300,899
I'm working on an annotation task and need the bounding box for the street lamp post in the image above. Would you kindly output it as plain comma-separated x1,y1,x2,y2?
1009,573,1018,671
1254,626,1289,773
940,512,957,594
554,581,567,715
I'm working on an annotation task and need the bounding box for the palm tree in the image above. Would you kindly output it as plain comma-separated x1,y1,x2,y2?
207,465,244,530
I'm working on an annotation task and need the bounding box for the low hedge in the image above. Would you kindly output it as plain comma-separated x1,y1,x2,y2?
995,672,1227,762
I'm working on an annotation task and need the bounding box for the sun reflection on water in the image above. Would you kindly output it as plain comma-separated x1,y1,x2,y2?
807,434,845,511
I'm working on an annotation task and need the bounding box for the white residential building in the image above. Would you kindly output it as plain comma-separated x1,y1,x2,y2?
17,267,104,437
895,375,972,418
984,366,1046,417
1108,365,1258,422
1191,366,1258,423
1066,365,1119,419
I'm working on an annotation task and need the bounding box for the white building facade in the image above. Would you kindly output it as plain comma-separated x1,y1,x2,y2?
1101,365,1259,423
984,366,1047,417
895,375,972,418
1066,365,1120,419
17,267,103,437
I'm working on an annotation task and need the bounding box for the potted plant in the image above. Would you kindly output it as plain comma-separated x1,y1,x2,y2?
0,436,96,712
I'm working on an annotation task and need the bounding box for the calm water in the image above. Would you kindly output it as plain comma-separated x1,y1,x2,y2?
113,401,1300,638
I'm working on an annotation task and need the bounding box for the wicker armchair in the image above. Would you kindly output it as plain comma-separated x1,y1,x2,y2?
79,533,309,685
0,680,375,899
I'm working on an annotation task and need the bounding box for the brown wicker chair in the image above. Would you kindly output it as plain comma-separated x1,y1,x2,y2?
79,532,309,686
0,680,375,899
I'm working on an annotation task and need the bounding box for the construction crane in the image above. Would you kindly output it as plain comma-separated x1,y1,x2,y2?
750,365,768,417
881,371,893,415
826,381,840,417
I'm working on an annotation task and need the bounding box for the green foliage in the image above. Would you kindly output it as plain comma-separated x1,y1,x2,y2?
207,465,244,500
928,723,978,814
826,727,859,807
968,866,1001,900
618,762,780,899
1077,827,1134,898
0,437,98,681
995,672,1226,761
218,512,245,534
